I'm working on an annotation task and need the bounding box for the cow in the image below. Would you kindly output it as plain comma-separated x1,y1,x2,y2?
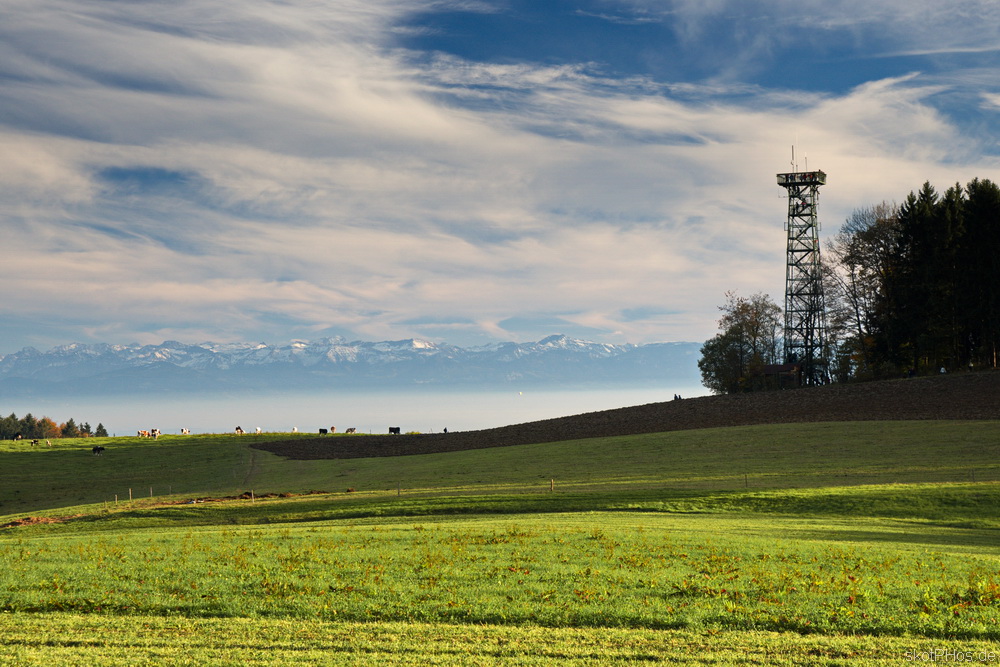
235,426,245,435
13,433,21,441
137,430,150,438
319,428,328,435
329,426,336,434
92,445,105,456
180,428,190,435
30,439,39,447
345,427,357,434
292,427,298,433
255,427,262,435
151,428,161,439
389,427,401,435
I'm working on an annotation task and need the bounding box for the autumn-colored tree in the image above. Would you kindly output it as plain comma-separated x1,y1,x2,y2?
698,291,782,394
37,417,61,439
0,413,107,439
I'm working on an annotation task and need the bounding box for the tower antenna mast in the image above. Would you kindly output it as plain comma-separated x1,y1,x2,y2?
776,159,829,386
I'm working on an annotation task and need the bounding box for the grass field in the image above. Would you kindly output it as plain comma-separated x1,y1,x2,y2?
1,421,999,664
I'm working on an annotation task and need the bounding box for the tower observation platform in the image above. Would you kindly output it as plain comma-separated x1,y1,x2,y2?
777,169,829,386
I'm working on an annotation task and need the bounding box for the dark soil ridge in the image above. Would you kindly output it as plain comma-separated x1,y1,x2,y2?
251,371,1000,461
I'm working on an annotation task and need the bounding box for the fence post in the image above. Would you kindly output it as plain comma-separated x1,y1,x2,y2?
129,488,132,501
550,478,554,492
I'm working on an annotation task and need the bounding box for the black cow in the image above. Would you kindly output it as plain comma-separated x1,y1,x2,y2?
92,446,105,456
319,428,328,435
389,427,401,435
345,427,356,434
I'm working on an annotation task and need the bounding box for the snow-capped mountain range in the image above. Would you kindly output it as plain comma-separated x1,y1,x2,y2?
0,335,701,396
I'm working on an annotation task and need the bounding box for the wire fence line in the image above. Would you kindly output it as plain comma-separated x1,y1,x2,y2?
87,466,1000,514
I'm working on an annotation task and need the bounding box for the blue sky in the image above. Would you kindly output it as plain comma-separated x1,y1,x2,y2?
2,0,999,352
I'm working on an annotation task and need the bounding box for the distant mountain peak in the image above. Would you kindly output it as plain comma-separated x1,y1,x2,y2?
0,335,702,397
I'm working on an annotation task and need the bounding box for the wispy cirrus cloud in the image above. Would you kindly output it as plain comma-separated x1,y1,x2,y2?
1,0,998,352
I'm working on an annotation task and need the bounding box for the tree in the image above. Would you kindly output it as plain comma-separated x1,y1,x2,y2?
95,423,109,438
955,178,1000,369
0,413,18,440
37,417,61,439
61,418,81,439
698,291,782,394
825,177,1000,377
0,412,109,440
824,202,900,380
18,413,38,439
878,182,975,373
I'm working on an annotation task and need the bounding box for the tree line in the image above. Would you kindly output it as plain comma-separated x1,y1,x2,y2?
699,176,1000,393
826,177,1000,380
1,412,108,440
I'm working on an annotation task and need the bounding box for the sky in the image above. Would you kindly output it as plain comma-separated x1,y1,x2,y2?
3,0,1000,353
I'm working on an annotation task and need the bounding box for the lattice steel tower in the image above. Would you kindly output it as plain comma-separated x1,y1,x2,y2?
776,168,829,385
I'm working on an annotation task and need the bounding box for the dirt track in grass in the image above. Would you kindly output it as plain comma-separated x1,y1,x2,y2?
251,371,1000,460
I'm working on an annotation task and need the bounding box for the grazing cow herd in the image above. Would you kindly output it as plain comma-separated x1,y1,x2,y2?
233,426,267,435
11,421,383,457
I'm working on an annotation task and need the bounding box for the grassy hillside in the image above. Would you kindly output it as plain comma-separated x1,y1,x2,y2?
3,418,1000,664
3,420,998,516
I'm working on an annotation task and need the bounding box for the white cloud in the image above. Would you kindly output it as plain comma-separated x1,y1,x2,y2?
1,0,999,351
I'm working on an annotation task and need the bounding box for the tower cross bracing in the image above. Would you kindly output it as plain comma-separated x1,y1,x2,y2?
776,170,829,386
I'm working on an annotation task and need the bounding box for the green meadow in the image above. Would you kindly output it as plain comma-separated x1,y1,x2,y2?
1,421,999,665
